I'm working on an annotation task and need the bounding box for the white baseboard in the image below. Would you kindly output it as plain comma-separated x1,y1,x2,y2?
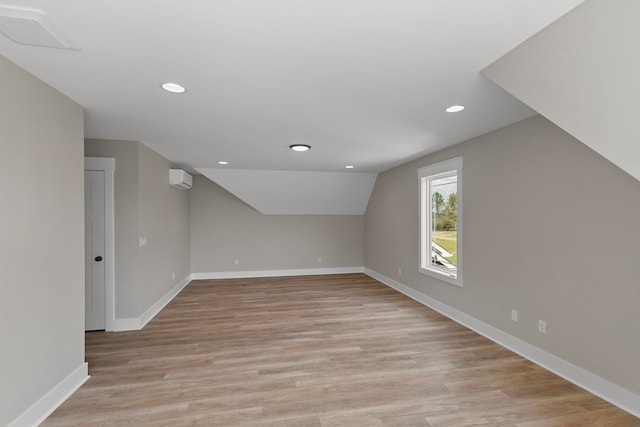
112,317,141,332
9,363,89,427
139,275,191,329
113,275,192,332
191,266,364,280
364,268,640,418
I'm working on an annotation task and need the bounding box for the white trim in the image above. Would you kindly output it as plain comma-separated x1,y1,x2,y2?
191,266,364,280
113,275,192,332
364,268,640,418
112,317,141,332
84,157,116,331
8,363,89,427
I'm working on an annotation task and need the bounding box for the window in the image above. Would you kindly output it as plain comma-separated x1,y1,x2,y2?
418,157,463,286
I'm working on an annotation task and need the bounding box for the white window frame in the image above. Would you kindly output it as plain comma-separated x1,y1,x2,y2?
418,157,463,287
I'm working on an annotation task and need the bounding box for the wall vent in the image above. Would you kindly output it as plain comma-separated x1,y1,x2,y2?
0,6,78,49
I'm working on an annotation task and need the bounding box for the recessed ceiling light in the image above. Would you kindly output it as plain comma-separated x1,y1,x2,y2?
161,82,186,94
345,165,355,169
289,144,311,152
446,105,465,113
218,161,229,165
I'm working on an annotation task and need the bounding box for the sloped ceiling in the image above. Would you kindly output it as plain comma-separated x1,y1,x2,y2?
482,0,640,182
197,169,377,215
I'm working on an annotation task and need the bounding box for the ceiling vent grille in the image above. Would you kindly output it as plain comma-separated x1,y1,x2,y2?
0,6,77,49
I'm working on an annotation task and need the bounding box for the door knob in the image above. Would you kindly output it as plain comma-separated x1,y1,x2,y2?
95,256,103,262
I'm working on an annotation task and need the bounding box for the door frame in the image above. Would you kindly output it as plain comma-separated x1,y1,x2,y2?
85,157,115,331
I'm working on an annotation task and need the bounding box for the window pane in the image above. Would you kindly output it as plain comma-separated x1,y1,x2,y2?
418,156,462,286
430,174,457,273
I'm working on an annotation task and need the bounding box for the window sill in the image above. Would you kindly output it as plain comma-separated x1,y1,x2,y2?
419,267,463,287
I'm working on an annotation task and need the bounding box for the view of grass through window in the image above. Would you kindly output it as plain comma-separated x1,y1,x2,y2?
430,175,457,271
433,231,457,266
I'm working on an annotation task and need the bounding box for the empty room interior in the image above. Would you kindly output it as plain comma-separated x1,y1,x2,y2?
2,0,640,425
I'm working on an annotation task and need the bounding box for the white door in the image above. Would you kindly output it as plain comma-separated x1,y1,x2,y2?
85,170,106,331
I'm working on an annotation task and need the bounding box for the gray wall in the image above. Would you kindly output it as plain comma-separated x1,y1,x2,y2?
191,175,364,273
0,56,85,424
85,140,191,320
138,143,191,311
364,115,640,394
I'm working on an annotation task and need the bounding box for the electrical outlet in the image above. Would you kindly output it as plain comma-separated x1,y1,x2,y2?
318,256,322,263
172,272,175,280
234,259,239,265
398,267,402,276
538,319,547,334
511,309,518,322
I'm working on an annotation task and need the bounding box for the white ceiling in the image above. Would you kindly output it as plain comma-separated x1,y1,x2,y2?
0,0,584,213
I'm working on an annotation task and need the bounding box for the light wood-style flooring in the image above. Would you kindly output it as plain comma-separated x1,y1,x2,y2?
44,274,639,426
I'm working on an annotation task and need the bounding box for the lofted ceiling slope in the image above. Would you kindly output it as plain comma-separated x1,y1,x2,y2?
0,0,585,213
483,0,640,183
198,168,377,215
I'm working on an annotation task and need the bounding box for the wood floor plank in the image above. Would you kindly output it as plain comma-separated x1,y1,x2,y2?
42,274,639,426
